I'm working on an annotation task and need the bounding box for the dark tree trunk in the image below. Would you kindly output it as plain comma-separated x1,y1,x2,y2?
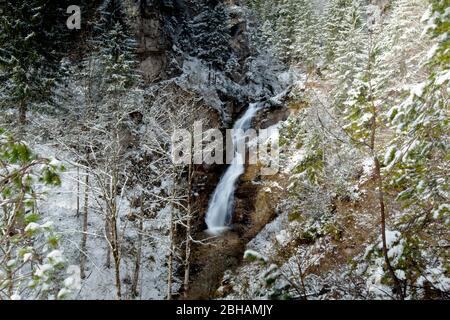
374,157,405,300
19,101,27,125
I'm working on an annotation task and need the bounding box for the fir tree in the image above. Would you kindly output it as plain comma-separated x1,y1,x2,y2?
96,0,128,32
97,22,140,100
291,0,322,69
341,28,406,299
0,128,79,300
330,0,368,111
0,0,69,126
386,0,449,225
273,0,299,63
189,2,232,69
323,0,354,64
380,0,431,89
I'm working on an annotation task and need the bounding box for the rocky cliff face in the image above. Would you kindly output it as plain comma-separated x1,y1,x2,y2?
134,0,289,123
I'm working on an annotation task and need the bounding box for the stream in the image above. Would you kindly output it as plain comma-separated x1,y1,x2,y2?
186,100,288,299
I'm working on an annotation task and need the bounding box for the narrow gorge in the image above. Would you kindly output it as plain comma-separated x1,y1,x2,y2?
0,0,447,301
131,0,293,299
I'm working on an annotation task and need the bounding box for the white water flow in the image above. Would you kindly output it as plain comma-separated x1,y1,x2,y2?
205,103,262,235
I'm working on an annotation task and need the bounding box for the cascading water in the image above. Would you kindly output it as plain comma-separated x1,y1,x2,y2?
205,103,262,235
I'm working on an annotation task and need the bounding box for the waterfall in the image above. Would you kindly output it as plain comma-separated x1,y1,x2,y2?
205,103,262,235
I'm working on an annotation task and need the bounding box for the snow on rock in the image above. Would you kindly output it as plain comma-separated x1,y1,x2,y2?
246,214,285,258
275,229,290,246
243,250,268,263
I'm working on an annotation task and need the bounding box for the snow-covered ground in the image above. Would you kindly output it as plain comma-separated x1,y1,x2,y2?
34,144,170,300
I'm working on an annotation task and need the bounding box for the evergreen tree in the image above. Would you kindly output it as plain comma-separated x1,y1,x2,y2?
96,0,128,33
380,0,431,90
386,0,449,227
0,129,81,300
323,0,354,64
341,27,407,298
291,0,322,69
248,0,283,28
0,0,70,126
97,22,140,100
250,0,322,68
247,0,449,300
273,0,299,63
330,0,368,111
260,20,277,48
189,2,232,69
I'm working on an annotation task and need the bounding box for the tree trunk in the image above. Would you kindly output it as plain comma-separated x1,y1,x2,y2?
19,101,27,125
76,166,80,218
107,207,121,299
374,157,404,300
183,212,192,298
131,196,144,298
113,242,121,300
110,188,121,300
167,211,174,300
105,218,111,268
80,173,89,279
367,32,404,300
183,165,193,298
